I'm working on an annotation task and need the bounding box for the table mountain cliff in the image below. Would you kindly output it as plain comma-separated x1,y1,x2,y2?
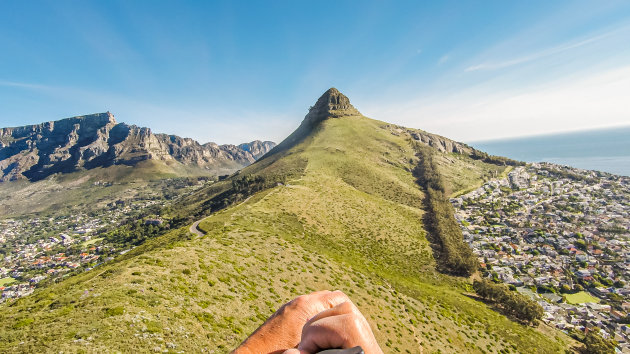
0,112,275,182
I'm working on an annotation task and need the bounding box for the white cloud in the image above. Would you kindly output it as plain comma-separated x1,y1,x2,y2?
368,65,630,142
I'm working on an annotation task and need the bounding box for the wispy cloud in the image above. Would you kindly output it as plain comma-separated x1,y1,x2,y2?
0,80,50,90
366,64,630,142
465,29,619,72
438,54,450,65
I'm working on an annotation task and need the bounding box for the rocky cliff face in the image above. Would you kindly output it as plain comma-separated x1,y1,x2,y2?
384,124,473,154
0,112,276,182
303,87,361,127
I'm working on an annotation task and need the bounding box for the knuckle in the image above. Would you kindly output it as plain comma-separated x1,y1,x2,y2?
331,290,349,299
339,300,357,313
291,295,308,308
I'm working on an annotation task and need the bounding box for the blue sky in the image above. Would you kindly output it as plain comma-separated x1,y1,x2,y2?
1,1,629,144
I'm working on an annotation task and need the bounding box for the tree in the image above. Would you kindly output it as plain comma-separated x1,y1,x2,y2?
413,145,478,276
560,284,572,293
583,330,617,354
601,278,613,287
614,280,625,288
473,279,543,325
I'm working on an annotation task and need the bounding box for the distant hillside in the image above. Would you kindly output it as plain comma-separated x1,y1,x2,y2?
0,112,275,182
0,89,572,353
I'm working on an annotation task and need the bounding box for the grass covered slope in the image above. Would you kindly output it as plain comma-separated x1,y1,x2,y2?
0,159,218,217
0,113,574,353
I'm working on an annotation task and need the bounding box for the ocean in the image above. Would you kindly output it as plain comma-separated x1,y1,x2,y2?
469,126,630,177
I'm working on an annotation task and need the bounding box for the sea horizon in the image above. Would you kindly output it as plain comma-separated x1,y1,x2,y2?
469,125,630,177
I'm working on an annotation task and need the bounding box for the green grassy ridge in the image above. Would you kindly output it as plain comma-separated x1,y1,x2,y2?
0,115,575,352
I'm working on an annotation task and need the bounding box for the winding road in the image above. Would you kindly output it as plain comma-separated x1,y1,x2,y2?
189,219,205,238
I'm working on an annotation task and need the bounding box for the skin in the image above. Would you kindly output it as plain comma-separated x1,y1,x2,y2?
233,291,382,354
232,290,351,354
286,301,383,354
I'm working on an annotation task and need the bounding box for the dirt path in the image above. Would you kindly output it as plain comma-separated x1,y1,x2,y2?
188,195,254,238
189,219,205,238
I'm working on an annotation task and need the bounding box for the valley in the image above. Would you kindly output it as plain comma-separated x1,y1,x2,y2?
0,173,216,303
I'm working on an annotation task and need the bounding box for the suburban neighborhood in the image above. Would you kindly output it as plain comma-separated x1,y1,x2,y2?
452,163,630,350
0,176,214,303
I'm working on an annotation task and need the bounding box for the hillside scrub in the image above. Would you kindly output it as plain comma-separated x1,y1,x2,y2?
582,330,617,354
201,174,285,212
473,279,543,325
413,144,478,276
470,149,524,166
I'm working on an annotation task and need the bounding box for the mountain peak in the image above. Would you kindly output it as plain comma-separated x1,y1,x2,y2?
305,87,361,124
259,88,363,157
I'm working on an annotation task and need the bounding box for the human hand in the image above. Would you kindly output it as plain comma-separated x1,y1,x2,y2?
233,290,350,354
284,301,383,354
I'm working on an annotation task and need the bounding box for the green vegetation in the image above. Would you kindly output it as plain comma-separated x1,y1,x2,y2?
583,330,617,354
104,219,171,249
435,153,508,198
564,291,600,304
473,279,544,325
0,162,214,218
0,277,16,286
539,164,597,184
470,149,524,167
0,114,575,352
413,144,478,276
201,174,288,213
81,237,104,247
104,306,125,317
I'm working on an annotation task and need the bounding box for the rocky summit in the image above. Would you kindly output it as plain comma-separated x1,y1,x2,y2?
304,87,362,124
0,112,275,182
269,87,476,159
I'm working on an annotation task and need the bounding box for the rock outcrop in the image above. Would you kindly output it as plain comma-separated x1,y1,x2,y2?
303,87,361,127
265,88,362,156
0,112,275,182
385,124,473,154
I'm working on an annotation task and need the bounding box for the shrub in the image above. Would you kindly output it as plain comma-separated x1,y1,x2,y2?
12,318,34,329
583,330,617,354
104,306,125,317
473,279,542,325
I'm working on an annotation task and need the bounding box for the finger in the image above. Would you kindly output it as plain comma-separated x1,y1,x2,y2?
298,314,354,353
310,290,351,310
290,290,350,319
304,301,357,328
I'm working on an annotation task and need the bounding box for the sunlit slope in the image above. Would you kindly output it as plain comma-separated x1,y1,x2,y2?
0,159,219,217
0,115,574,353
